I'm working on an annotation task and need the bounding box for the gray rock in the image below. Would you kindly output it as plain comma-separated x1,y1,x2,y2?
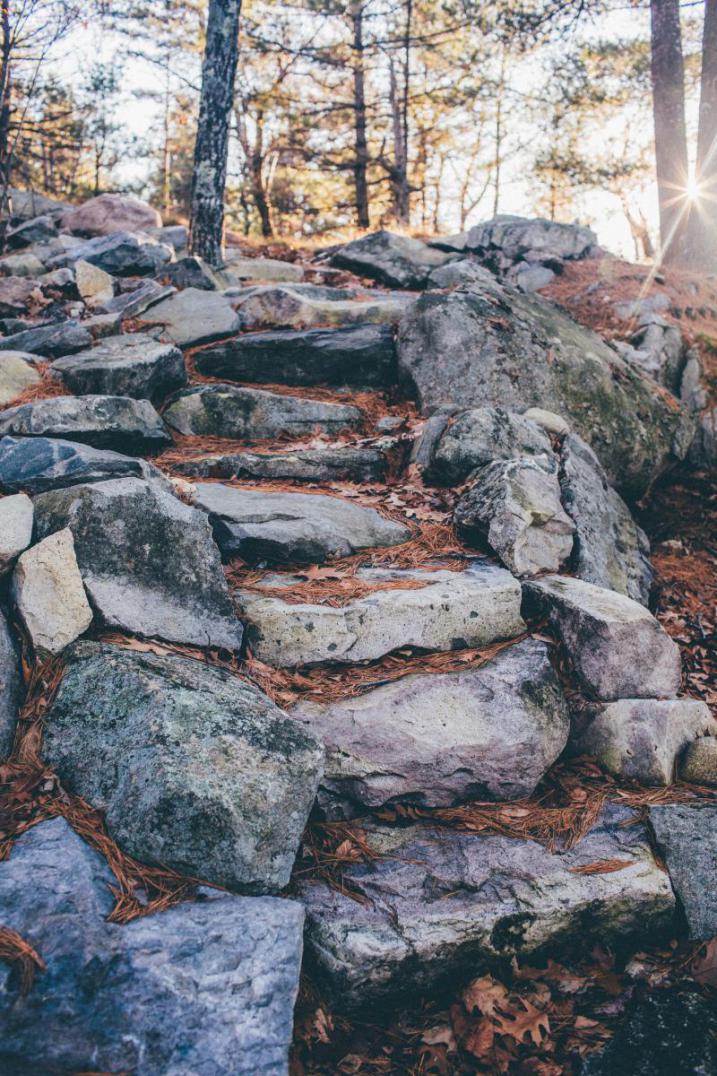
424,406,554,485
0,608,21,756
614,293,670,320
60,193,162,236
649,804,717,940
150,223,188,251
0,394,171,454
292,637,566,815
0,252,45,277
6,187,70,220
44,643,323,891
170,444,390,483
0,352,41,405
224,253,305,282
236,286,405,331
627,316,685,394
330,230,455,288
298,805,674,1006
51,332,187,401
165,255,221,290
427,258,496,288
103,278,176,319
570,699,714,784
0,275,40,316
194,323,396,387
241,562,525,667
0,435,163,494
33,478,243,649
143,286,241,347
74,258,114,306
227,282,357,302
523,575,682,700
0,319,92,358
559,433,653,605
455,458,574,576
0,817,304,1075
510,264,556,292
679,737,717,785
12,528,93,655
46,231,173,276
163,383,361,440
523,406,570,434
397,279,690,501
464,216,596,264
192,483,410,564
0,492,33,572
693,407,717,469
679,349,706,414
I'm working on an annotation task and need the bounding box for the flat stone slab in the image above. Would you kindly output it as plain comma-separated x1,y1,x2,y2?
224,253,305,282
0,394,171,454
171,444,390,484
292,637,567,815
142,286,241,347
193,323,396,387
0,435,163,494
33,477,243,650
298,804,675,1006
241,562,525,667
0,319,92,358
330,229,455,288
524,575,682,700
0,608,21,757
0,352,41,405
649,804,717,940
12,527,92,655
51,332,187,402
570,699,714,784
424,406,554,485
0,818,304,1075
44,643,323,891
163,384,361,439
192,483,410,564
236,286,405,330
0,492,33,572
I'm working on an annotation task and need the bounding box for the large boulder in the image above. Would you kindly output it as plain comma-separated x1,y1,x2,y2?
0,436,163,494
330,230,456,288
236,286,405,330
291,638,568,815
51,333,187,401
44,643,323,891
0,395,171,454
61,193,162,236
171,444,390,484
298,805,674,1006
12,528,93,656
33,478,243,650
649,804,717,940
397,280,691,500
194,323,396,387
459,215,596,265
0,607,22,757
163,384,361,439
0,818,304,1075
142,287,241,347
0,352,41,405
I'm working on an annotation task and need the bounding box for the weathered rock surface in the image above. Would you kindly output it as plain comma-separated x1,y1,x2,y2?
46,231,173,276
0,435,163,494
225,252,305,282
163,383,361,439
0,319,92,358
52,333,187,401
44,643,323,890
0,394,171,454
236,286,405,331
12,528,92,655
104,278,175,319
524,575,682,700
427,258,496,288
330,230,455,288
679,737,717,785
241,562,525,667
194,323,396,387
298,805,674,1005
434,216,596,268
164,255,222,290
33,478,243,649
523,406,570,434
624,315,685,395
171,443,390,483
559,432,653,604
292,638,567,815
0,817,305,1075
0,275,39,316
0,492,33,572
425,406,554,485
61,193,162,236
649,804,717,940
397,280,690,500
0,352,41,405
143,286,241,347
455,458,574,576
75,258,114,306
570,699,714,784
0,608,21,756
192,483,410,564
6,214,57,248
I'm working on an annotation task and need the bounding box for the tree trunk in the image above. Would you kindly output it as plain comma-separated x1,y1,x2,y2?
0,0,13,244
686,0,717,266
649,0,689,264
189,0,242,265
351,2,370,229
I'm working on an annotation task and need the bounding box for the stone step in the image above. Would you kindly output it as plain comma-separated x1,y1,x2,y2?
0,394,171,454
239,562,525,667
0,435,164,494
170,442,392,483
142,286,241,347
51,332,187,402
235,285,406,331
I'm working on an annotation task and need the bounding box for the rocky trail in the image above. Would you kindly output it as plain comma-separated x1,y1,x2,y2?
0,194,715,1075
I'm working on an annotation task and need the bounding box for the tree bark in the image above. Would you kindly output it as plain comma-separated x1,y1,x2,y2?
686,0,717,266
351,1,370,229
0,0,13,229
649,0,689,264
189,0,242,265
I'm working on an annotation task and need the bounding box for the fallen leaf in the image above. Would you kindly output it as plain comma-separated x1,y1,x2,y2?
494,997,550,1047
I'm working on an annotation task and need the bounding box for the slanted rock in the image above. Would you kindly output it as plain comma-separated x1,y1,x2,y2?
0,492,33,572
455,458,574,576
241,562,525,667
142,286,241,347
397,279,691,500
0,319,92,358
165,255,222,290
292,637,566,816
171,443,390,484
192,483,410,564
0,817,305,1074
224,253,305,282
298,805,674,1006
424,406,554,485
163,383,361,440
625,315,685,395
0,394,171,454
0,608,21,757
33,478,243,649
236,286,405,331
0,275,40,316
679,737,717,785
12,528,92,655
6,214,57,248
559,432,653,605
74,258,114,306
46,232,173,276
60,193,162,236
51,333,187,401
570,699,714,784
0,436,163,494
523,575,682,700
330,230,455,288
104,278,175,319
44,643,323,890
194,323,396,387
0,352,41,405
649,804,717,939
